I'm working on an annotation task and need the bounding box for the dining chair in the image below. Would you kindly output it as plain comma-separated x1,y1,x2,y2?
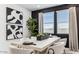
46,42,65,54
9,45,36,54
50,38,67,47
58,38,67,46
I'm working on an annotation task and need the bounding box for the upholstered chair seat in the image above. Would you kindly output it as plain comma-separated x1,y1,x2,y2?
9,45,36,54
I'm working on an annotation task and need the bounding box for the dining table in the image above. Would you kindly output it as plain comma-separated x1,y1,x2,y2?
11,37,61,53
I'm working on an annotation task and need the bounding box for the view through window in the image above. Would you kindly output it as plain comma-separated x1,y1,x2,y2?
43,12,54,33
57,9,69,34
43,9,69,34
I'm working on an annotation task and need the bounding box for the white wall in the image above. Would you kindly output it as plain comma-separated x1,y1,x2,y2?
0,4,31,52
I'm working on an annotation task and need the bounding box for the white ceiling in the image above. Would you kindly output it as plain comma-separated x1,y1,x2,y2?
19,4,61,11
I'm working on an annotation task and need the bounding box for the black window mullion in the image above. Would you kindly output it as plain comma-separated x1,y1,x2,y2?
54,11,57,34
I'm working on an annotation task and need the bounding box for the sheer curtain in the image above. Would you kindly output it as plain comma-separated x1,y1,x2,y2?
69,6,78,51
38,12,43,34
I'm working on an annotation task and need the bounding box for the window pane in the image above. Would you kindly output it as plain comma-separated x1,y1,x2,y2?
57,9,69,34
43,12,54,33
43,24,54,33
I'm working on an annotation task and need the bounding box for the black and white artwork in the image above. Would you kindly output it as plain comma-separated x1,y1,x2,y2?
6,24,23,40
6,7,23,24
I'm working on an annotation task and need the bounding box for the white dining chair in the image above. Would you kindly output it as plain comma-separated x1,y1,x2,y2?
58,38,67,46
46,42,65,54
9,45,36,54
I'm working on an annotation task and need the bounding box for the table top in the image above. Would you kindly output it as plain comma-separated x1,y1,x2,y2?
11,37,60,52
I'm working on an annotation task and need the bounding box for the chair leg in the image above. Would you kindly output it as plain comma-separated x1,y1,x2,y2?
48,48,55,54
64,49,66,54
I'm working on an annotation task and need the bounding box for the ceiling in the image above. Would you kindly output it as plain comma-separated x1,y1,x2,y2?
19,4,61,11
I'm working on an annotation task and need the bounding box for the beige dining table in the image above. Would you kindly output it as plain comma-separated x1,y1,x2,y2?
12,37,60,53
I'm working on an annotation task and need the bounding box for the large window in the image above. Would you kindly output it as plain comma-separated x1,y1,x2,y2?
43,12,54,33
42,9,69,34
57,9,69,34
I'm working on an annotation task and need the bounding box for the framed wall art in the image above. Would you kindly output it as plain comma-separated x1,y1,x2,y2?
6,7,23,24
6,24,23,40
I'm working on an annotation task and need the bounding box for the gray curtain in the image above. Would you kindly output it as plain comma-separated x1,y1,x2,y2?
69,6,78,51
38,13,43,34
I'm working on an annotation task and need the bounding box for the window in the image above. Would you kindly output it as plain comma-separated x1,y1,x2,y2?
43,12,54,33
57,9,69,34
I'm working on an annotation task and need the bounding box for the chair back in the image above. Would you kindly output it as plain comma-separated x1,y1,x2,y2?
59,38,67,46
9,45,35,54
47,42,65,54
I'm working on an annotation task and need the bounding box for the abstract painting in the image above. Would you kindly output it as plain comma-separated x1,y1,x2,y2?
6,24,23,40
6,7,23,24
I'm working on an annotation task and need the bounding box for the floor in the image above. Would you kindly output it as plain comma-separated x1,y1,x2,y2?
0,48,79,54
65,48,79,54
0,51,8,54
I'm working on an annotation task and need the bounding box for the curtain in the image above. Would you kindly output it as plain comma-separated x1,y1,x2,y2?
38,13,43,34
69,6,78,51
